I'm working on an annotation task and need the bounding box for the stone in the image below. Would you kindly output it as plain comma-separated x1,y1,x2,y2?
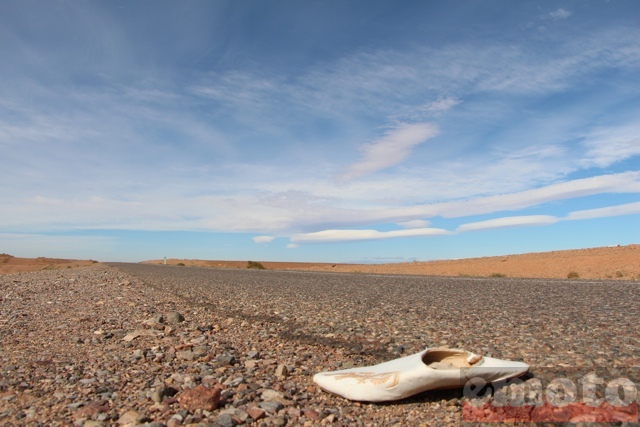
222,376,244,387
76,400,109,417
234,409,249,422
193,345,210,358
151,386,177,403
275,364,289,378
304,409,321,421
261,389,284,401
167,311,185,324
259,401,284,414
216,413,237,427
117,410,141,425
246,407,266,420
178,385,221,412
216,354,236,365
122,329,159,342
177,350,196,361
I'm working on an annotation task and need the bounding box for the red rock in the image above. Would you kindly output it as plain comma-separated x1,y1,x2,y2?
76,400,109,417
178,385,221,412
304,409,321,420
247,406,266,420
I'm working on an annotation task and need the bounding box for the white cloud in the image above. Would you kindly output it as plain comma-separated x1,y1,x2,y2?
437,171,640,219
549,8,573,19
564,202,640,221
579,125,640,168
286,243,298,249
252,235,275,243
397,219,431,229
457,215,559,232
424,97,461,113
291,227,451,244
337,122,439,181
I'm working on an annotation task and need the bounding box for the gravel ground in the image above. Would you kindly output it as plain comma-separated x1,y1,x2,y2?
1,263,639,426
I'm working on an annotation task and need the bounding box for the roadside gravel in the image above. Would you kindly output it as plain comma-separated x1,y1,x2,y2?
1,264,639,426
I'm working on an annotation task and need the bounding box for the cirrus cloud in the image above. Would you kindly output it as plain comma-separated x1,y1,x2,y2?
456,215,559,232
290,227,451,244
252,235,275,243
337,122,439,182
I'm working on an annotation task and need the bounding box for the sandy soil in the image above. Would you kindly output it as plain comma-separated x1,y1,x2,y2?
143,244,639,280
0,254,97,275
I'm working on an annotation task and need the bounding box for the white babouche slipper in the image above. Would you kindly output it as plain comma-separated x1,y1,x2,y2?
313,348,529,402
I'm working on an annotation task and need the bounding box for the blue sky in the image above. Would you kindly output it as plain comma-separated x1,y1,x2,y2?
1,0,639,263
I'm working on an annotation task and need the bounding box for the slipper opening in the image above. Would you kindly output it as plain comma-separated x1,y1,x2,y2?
422,349,482,369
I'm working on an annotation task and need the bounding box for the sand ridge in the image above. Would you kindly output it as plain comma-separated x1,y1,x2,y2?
142,244,639,280
0,253,97,274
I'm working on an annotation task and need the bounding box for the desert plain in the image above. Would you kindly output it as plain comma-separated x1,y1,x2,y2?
1,245,639,426
142,244,639,281
2,244,638,280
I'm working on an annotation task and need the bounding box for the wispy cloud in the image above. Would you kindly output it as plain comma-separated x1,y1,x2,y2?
337,122,439,181
565,202,640,221
549,8,573,20
435,172,640,219
456,201,640,233
579,125,640,168
252,236,275,243
291,227,451,244
397,220,431,229
457,215,559,232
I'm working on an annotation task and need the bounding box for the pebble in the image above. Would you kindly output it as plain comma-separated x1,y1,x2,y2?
179,385,221,412
216,413,237,427
1,263,637,426
246,407,266,420
167,311,185,324
259,401,284,414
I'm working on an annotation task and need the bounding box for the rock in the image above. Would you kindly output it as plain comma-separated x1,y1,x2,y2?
247,350,260,359
222,376,244,387
84,421,107,427
246,407,266,420
167,311,185,324
216,354,236,365
76,400,109,417
178,385,221,412
151,386,178,403
193,345,210,358
122,329,159,342
117,410,141,425
275,364,289,378
233,409,249,422
271,416,287,426
259,401,284,414
261,389,284,401
176,350,196,361
216,413,237,427
304,409,321,421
